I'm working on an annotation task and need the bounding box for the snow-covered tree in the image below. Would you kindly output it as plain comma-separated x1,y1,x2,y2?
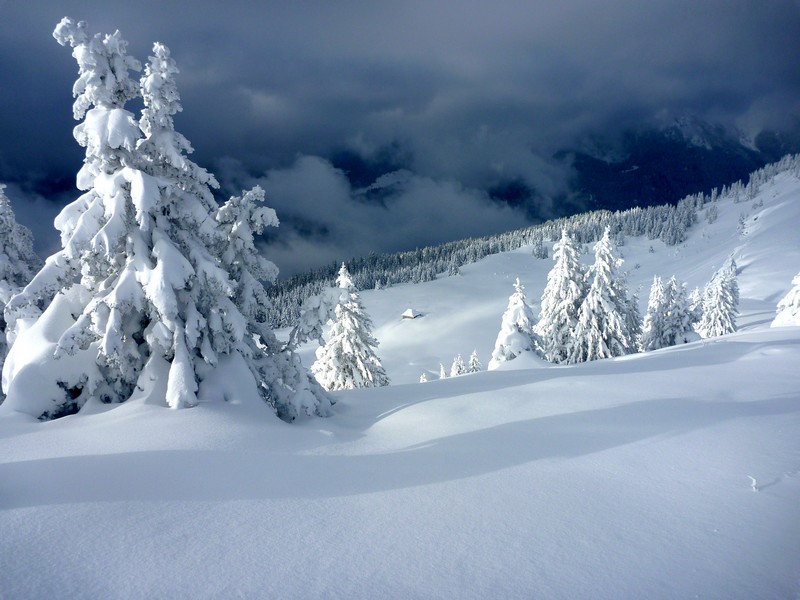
537,229,586,363
4,19,148,419
419,372,428,383
625,289,642,348
641,275,696,351
214,186,329,420
287,286,341,349
697,260,739,338
568,229,634,363
531,236,548,259
439,363,448,379
450,354,466,377
312,264,389,390
722,256,740,307
688,286,704,324
662,276,697,345
0,184,42,402
468,350,482,373
3,19,329,421
772,271,800,327
640,276,668,352
489,278,540,370
0,186,41,304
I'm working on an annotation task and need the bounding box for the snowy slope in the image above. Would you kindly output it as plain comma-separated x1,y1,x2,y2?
2,171,800,599
309,169,800,385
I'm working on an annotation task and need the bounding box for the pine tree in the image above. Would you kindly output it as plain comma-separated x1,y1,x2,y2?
468,350,482,373
641,276,668,351
450,354,466,377
4,18,148,418
489,278,540,370
214,186,330,420
537,229,586,363
662,276,696,345
3,19,329,420
569,229,634,363
419,372,428,383
439,363,448,379
0,184,42,402
697,261,739,338
625,289,642,349
772,271,800,327
642,275,697,351
287,283,344,350
688,287,704,324
312,264,389,390
722,256,740,307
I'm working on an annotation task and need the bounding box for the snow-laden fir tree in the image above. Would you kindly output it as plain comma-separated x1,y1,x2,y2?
214,186,329,420
2,19,329,420
468,350,482,373
0,186,41,309
568,228,634,363
439,363,448,379
641,275,696,351
311,264,389,391
489,278,540,370
536,229,586,363
723,256,740,306
4,19,147,418
450,354,466,377
772,271,800,327
419,372,428,383
0,184,42,402
640,276,668,352
688,286,704,324
697,259,739,338
287,285,342,349
662,276,698,345
625,289,642,348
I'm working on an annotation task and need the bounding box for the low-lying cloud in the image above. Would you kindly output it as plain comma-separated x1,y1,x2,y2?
240,155,527,276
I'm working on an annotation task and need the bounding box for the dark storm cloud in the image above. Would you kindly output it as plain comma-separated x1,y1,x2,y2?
1,0,799,274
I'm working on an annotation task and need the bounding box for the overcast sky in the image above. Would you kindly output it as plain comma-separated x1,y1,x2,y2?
2,1,799,276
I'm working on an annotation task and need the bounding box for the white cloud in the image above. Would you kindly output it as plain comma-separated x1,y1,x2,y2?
251,155,526,276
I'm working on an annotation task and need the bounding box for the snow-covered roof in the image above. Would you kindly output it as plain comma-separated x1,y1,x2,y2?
402,308,421,319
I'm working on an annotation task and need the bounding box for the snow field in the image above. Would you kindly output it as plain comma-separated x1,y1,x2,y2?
2,169,800,598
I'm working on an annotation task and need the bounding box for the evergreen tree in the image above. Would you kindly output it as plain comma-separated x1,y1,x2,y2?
531,236,548,259
772,271,800,327
537,229,586,363
642,275,697,351
468,350,482,373
641,276,668,351
214,186,330,420
625,289,642,349
662,276,696,345
450,354,466,377
688,287,704,324
722,256,740,307
4,19,329,420
419,372,428,383
439,363,448,379
287,286,340,349
0,184,42,402
697,261,739,338
5,18,149,418
569,229,634,363
312,264,389,390
489,278,540,370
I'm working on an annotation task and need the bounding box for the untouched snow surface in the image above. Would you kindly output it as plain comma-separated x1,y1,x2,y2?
2,173,800,598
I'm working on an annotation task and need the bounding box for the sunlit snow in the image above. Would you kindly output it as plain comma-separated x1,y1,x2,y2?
1,171,799,598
